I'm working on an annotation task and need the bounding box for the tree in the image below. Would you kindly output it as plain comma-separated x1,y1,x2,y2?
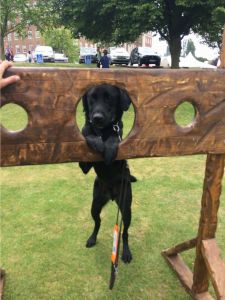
0,0,57,58
56,0,225,68
196,6,225,49
43,27,79,62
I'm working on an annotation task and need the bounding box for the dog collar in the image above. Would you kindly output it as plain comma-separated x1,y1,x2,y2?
89,121,122,141
112,123,122,142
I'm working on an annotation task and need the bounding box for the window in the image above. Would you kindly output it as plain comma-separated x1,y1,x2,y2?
22,46,27,53
29,44,33,51
16,46,21,54
8,33,12,41
28,31,32,39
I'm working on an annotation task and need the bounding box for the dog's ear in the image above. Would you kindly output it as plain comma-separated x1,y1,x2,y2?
79,162,93,174
120,89,131,111
82,93,89,120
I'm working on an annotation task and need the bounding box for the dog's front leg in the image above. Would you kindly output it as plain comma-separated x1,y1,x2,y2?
103,136,119,165
86,178,108,247
86,135,105,154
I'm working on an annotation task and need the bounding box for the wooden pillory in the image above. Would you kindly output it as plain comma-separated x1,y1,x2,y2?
1,65,225,299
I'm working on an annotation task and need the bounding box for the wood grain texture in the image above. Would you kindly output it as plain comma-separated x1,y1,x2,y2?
202,239,225,300
1,68,225,166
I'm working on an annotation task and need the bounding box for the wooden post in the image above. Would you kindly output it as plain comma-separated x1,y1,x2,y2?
220,24,225,68
192,154,225,295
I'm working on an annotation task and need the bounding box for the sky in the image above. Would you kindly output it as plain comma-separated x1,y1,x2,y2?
152,32,219,60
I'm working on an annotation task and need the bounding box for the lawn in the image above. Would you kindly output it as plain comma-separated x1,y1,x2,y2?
0,72,225,300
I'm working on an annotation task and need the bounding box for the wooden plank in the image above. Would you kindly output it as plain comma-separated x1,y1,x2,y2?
192,154,225,295
1,68,225,166
202,239,225,300
162,252,213,299
162,237,197,256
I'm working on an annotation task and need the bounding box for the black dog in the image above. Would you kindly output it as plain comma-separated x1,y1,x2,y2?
79,84,136,263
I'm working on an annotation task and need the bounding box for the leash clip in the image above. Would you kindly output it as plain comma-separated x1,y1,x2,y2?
113,123,122,142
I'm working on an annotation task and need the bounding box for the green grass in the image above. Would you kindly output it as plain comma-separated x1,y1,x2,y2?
1,84,225,300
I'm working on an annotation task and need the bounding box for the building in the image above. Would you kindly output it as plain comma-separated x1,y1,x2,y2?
4,28,152,58
79,32,153,54
4,25,43,57
124,32,152,53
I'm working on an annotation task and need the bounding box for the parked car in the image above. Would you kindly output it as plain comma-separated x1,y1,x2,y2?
34,46,55,62
130,47,161,67
54,53,69,63
13,54,27,62
79,47,97,64
108,47,130,65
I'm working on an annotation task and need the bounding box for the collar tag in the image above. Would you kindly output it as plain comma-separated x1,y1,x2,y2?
113,123,122,142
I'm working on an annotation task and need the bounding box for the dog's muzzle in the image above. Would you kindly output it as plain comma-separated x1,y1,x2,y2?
92,112,105,128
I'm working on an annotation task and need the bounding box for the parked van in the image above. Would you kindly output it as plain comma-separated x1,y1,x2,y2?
34,46,55,62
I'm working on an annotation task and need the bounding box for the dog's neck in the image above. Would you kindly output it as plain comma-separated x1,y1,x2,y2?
90,121,122,141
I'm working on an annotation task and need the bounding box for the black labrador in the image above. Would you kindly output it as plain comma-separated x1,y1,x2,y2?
79,84,136,263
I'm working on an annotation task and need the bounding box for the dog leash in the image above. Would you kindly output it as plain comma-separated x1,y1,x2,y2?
89,120,126,289
109,160,128,290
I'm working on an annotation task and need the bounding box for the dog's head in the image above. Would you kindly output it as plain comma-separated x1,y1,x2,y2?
82,84,131,129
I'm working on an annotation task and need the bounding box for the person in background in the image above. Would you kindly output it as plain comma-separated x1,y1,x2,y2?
27,51,32,63
9,48,14,61
5,47,11,61
100,49,110,68
0,60,20,89
96,46,102,68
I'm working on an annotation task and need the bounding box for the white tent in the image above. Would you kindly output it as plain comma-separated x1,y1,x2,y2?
180,52,216,68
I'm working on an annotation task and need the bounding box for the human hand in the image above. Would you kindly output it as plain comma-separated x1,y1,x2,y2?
0,60,20,89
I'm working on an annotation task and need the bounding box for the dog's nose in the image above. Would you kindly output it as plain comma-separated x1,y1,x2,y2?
93,113,104,124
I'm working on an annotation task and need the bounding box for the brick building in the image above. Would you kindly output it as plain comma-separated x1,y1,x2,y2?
4,25,43,57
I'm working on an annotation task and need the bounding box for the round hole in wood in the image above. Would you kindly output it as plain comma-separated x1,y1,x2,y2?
75,85,135,140
174,101,196,128
0,103,28,132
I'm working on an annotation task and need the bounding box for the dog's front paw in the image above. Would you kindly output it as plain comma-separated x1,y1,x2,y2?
121,244,132,263
86,235,97,248
86,136,105,153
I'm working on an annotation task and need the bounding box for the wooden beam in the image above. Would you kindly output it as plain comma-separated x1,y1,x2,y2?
162,252,213,299
1,68,225,166
192,154,225,295
162,237,197,256
202,239,225,300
